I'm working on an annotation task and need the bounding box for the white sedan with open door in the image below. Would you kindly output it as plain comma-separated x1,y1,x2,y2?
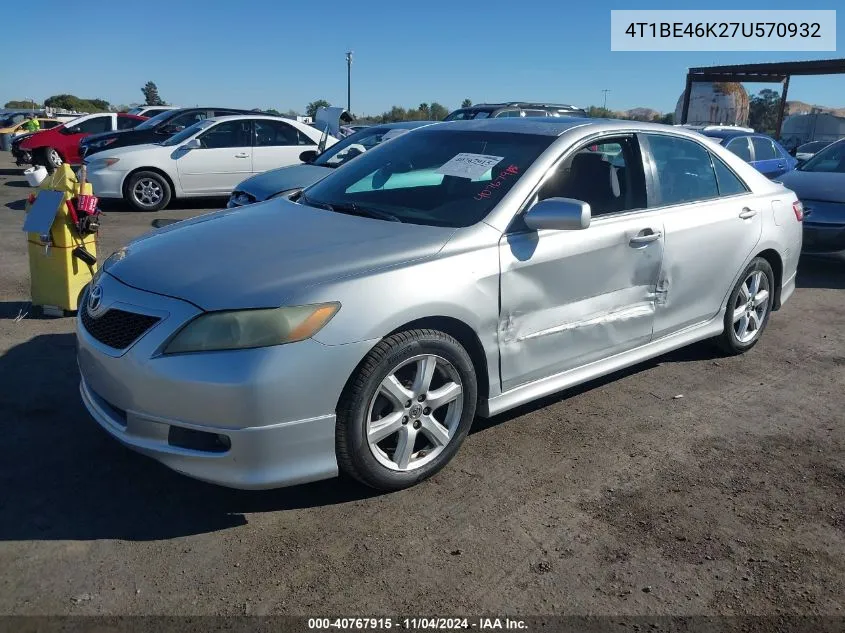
84,115,335,211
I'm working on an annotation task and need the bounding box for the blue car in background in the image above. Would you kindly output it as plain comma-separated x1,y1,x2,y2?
701,128,797,179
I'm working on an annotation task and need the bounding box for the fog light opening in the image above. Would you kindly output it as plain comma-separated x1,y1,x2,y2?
167,426,231,453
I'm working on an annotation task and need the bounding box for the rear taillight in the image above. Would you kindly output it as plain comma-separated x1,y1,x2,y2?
792,200,804,222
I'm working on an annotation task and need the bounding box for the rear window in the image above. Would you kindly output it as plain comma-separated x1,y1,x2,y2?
444,109,494,121
302,130,554,227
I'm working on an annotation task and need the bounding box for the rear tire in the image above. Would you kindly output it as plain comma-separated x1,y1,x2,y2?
336,329,477,491
716,257,775,355
125,171,171,212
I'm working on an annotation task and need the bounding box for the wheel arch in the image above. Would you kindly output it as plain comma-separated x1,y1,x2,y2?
755,248,784,310
385,316,490,403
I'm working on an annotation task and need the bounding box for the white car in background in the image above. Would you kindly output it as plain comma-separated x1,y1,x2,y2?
85,115,334,211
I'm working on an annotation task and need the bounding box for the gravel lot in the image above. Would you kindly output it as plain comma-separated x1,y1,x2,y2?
0,153,843,619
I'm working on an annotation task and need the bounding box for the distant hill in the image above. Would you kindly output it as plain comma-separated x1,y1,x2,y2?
785,101,845,117
623,107,661,120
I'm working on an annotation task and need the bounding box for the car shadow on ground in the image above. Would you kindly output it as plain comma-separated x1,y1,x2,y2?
797,255,845,290
4,198,26,211
3,180,29,188
0,168,24,176
0,332,379,543
99,197,229,213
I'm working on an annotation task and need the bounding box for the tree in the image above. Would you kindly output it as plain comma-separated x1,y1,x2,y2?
263,108,282,115
142,81,164,106
306,99,331,118
748,89,780,135
586,105,614,118
429,102,449,120
44,94,111,112
4,99,39,109
461,98,472,108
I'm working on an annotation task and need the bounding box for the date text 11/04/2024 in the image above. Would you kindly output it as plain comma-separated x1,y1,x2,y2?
307,617,528,630
624,22,821,38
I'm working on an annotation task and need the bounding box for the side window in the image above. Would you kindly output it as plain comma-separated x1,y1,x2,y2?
726,137,752,162
522,109,548,118
198,120,251,149
711,154,749,196
74,116,112,134
213,110,240,118
296,129,315,145
169,111,207,130
494,110,519,118
751,137,777,161
117,116,138,130
537,136,647,216
253,120,301,146
646,134,719,206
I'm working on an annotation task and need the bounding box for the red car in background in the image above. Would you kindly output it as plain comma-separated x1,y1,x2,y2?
16,112,147,169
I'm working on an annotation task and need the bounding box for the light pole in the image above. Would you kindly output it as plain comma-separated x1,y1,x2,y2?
601,89,610,110
346,51,353,113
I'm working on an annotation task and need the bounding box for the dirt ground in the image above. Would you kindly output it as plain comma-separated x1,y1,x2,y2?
0,153,843,620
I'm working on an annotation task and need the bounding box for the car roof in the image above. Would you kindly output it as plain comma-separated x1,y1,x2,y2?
203,114,304,124
701,130,768,140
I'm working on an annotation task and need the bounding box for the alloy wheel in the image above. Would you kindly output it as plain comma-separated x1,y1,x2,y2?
133,178,163,207
732,270,770,344
366,354,464,472
47,148,62,167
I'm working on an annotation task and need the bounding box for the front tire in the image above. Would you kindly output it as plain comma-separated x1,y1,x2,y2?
126,171,171,212
716,257,775,355
36,147,63,172
336,329,477,491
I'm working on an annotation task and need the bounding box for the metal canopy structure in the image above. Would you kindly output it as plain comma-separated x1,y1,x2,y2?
680,58,845,138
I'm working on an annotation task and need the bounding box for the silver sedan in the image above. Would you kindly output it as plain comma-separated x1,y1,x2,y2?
77,118,803,491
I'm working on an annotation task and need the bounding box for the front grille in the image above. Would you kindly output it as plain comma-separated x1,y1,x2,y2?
81,308,160,350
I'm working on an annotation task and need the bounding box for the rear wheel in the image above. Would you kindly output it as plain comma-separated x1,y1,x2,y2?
336,329,477,491
716,257,774,355
126,171,171,212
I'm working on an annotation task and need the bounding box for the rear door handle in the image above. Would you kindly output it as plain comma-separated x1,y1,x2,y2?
739,207,757,219
234,153,250,158
629,229,662,246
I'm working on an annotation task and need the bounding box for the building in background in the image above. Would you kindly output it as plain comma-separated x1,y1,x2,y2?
780,111,845,149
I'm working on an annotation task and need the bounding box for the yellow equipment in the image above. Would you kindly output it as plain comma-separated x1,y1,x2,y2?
25,164,98,314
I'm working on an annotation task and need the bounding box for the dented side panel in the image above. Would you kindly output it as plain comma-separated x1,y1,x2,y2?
652,195,763,339
498,214,664,391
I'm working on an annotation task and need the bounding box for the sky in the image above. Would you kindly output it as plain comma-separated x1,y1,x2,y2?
1,0,842,116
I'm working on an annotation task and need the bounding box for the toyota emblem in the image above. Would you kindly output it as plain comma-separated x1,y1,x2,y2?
87,284,103,314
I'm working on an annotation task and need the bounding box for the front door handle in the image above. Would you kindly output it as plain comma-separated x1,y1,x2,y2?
234,153,250,158
629,229,662,246
738,207,757,219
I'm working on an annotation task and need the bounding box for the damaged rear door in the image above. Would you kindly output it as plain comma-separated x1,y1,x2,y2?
498,134,664,392
640,133,763,338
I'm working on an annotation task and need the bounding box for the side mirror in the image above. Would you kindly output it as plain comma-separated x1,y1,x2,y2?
299,149,318,163
181,138,201,151
524,197,591,231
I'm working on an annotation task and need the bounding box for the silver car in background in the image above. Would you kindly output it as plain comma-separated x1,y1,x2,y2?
77,118,803,491
227,120,437,208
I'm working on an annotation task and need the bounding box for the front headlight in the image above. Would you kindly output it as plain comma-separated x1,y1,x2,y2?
89,157,120,169
163,302,340,354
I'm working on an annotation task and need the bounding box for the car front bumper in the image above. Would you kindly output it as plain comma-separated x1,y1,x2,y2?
86,168,127,199
76,272,374,489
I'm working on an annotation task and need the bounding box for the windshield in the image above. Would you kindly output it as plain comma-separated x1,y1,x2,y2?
797,141,830,153
160,120,213,146
799,139,845,173
302,130,553,227
136,109,177,130
444,109,493,121
315,126,417,167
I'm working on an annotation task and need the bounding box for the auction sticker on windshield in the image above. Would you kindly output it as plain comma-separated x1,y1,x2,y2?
437,153,503,180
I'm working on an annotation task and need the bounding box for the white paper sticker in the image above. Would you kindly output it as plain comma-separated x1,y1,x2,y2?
436,153,504,180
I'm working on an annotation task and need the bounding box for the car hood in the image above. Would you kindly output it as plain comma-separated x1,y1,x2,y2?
105,199,457,311
87,142,165,161
235,163,333,201
779,170,845,203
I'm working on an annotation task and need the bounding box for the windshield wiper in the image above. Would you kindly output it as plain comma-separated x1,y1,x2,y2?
299,196,402,222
